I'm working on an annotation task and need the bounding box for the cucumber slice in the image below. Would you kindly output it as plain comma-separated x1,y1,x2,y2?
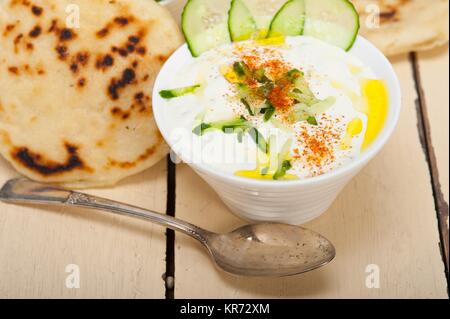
159,85,200,99
182,0,231,57
268,0,306,38
241,0,288,37
303,0,360,51
228,0,257,42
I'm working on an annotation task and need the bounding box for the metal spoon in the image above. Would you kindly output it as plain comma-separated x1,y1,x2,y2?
0,178,335,277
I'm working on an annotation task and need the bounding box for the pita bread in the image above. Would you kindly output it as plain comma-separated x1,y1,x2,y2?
0,0,183,188
352,0,449,56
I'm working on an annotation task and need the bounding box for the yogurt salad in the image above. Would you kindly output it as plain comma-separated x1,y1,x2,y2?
157,36,388,181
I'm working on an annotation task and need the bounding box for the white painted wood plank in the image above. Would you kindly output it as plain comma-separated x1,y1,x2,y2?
0,158,168,299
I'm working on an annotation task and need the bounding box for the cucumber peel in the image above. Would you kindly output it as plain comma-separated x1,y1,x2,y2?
268,0,306,38
182,0,231,57
303,0,360,51
228,0,258,42
159,85,201,99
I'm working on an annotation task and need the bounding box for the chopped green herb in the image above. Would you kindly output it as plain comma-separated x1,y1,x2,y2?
248,127,268,153
159,84,200,99
241,98,254,116
254,69,270,83
193,117,269,154
263,102,276,122
286,69,302,82
273,160,292,180
233,61,248,78
261,167,270,176
307,116,318,126
236,83,250,99
192,118,250,136
192,123,212,136
258,81,275,98
220,118,251,133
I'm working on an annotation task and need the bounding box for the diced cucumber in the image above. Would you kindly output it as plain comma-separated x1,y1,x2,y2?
241,98,255,116
159,85,200,99
193,117,251,136
267,0,306,38
309,96,336,114
228,0,257,42
182,0,231,57
248,127,269,153
306,116,318,126
273,139,293,180
303,0,360,51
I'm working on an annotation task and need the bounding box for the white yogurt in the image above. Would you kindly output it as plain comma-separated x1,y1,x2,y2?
159,36,378,180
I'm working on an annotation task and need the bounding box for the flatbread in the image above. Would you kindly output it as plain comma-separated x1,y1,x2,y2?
352,0,449,56
0,0,183,188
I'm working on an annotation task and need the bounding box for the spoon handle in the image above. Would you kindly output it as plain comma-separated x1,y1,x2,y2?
0,178,210,243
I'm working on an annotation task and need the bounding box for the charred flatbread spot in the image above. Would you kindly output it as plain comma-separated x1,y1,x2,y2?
14,33,23,45
132,60,138,68
110,107,130,120
108,142,160,169
122,68,136,85
59,28,76,41
96,27,109,38
26,42,34,50
139,106,148,113
3,24,16,36
114,16,133,26
29,25,41,38
118,48,128,57
48,19,58,33
55,45,68,60
8,66,19,75
156,54,168,63
107,68,136,100
77,78,86,88
134,92,144,101
111,107,121,115
128,35,140,44
111,46,129,57
76,52,89,65
126,44,135,53
10,0,31,7
68,51,89,73
11,143,90,176
380,9,398,23
96,54,114,70
70,63,78,73
136,47,146,55
31,5,43,16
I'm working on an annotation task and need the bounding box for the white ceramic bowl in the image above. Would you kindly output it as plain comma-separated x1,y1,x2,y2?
152,36,401,225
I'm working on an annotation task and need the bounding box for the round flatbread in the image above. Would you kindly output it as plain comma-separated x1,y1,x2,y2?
0,0,183,188
352,0,449,56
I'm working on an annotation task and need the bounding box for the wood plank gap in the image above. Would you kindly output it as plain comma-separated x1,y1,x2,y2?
410,52,449,286
165,155,176,299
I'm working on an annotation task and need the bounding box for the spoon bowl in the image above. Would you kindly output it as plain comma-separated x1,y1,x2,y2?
206,223,335,277
0,178,335,277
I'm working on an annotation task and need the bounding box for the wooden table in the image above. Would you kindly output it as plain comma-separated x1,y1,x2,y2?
0,9,448,300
